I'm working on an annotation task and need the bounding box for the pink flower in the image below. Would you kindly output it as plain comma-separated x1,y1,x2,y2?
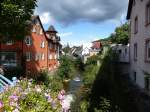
12,108,20,112
0,101,3,108
58,94,65,101
60,89,65,95
51,99,57,109
9,94,19,102
47,96,52,103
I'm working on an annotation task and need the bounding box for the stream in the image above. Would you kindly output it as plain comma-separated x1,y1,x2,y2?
63,75,82,111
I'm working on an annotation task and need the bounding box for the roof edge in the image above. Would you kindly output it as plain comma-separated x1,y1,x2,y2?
127,0,133,20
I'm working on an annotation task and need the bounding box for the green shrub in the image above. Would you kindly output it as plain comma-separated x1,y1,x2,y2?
86,55,99,65
57,55,75,80
83,64,99,87
36,70,50,85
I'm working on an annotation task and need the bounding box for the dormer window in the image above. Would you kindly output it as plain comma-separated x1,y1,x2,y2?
40,29,43,35
25,36,32,46
32,27,36,33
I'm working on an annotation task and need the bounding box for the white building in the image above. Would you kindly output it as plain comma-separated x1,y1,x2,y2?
111,44,130,63
127,0,150,90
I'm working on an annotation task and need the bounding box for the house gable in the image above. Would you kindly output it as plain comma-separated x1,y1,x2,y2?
31,16,47,40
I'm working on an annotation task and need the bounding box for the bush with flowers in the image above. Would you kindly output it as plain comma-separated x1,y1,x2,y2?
0,77,69,112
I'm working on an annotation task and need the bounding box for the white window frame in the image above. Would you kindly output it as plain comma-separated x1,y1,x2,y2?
40,29,43,35
35,53,41,61
41,53,45,60
26,52,32,61
25,36,32,46
49,54,52,60
41,41,45,48
54,54,57,59
32,27,36,33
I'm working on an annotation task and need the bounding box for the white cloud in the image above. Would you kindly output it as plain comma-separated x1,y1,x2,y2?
58,32,73,37
35,0,128,26
39,12,55,25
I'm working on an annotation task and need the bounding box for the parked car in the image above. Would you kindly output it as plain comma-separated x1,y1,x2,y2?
0,74,16,92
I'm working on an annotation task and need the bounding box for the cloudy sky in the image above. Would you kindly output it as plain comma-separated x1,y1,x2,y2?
35,0,128,47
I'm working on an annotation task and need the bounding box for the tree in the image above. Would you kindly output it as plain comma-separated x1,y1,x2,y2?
0,0,37,41
109,22,129,45
57,55,74,80
62,43,71,54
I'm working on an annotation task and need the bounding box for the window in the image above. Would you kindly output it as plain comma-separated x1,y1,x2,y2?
52,36,55,40
134,17,138,34
146,2,150,25
40,29,43,35
49,43,54,49
54,44,57,50
134,72,136,82
41,41,45,48
145,77,150,91
145,39,150,62
134,43,137,61
48,54,52,60
54,54,57,59
6,40,14,45
118,50,122,54
35,53,41,61
41,53,45,60
26,52,32,61
0,52,17,67
25,36,32,46
125,48,127,54
32,27,36,33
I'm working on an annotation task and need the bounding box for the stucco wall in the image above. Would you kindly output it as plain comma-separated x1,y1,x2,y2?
130,0,150,88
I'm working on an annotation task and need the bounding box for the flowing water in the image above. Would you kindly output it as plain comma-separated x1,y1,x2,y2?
63,75,82,111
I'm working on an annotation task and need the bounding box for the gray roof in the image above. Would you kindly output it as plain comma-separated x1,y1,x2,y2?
47,25,57,33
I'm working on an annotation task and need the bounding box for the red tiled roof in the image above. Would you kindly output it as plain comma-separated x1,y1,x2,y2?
91,41,102,49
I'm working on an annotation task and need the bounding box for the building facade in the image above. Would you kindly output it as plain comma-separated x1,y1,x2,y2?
90,40,102,56
0,16,61,75
127,0,150,90
111,44,130,63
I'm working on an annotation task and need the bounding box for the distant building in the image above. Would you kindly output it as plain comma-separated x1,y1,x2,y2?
0,16,61,75
127,0,150,90
82,47,90,63
90,40,102,56
111,44,130,63
71,46,83,58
